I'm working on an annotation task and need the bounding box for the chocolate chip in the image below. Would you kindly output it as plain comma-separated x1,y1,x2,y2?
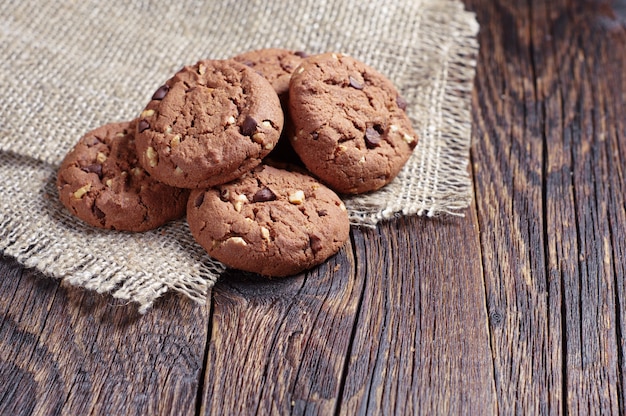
85,136,102,146
294,51,309,58
309,235,323,253
152,84,170,100
349,76,363,90
365,127,382,148
317,209,328,217
194,192,205,208
252,187,277,203
81,164,102,178
311,131,319,140
396,95,407,111
93,205,105,220
138,120,150,133
241,115,258,136
219,188,230,201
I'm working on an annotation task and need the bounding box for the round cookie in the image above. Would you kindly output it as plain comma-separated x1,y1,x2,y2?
233,48,308,101
187,165,350,277
233,48,307,165
288,52,418,194
57,120,190,231
135,59,284,189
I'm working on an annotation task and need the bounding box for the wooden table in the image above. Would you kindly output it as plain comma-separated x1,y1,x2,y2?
1,1,625,414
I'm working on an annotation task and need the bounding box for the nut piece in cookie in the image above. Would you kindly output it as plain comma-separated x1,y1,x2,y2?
56,120,190,232
187,165,350,277
289,52,418,194
135,59,284,189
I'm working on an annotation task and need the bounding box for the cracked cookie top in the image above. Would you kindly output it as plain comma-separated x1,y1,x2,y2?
135,59,284,189
187,165,350,277
56,120,189,231
288,52,418,194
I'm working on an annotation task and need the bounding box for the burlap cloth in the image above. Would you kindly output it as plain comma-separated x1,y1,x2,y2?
0,0,479,312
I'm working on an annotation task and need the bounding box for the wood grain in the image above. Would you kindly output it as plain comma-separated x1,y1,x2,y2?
0,255,209,416
338,214,496,414
198,244,360,415
555,7,623,413
467,0,626,413
603,8,626,410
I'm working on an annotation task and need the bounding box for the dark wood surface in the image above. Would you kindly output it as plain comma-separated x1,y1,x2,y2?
1,0,625,414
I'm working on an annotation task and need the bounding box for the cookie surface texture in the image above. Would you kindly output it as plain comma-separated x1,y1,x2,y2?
289,52,418,194
56,120,189,231
187,165,350,277
233,48,307,100
233,48,306,165
135,59,284,188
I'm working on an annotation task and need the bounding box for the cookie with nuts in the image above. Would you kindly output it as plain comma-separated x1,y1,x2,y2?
233,48,308,165
56,120,190,231
289,52,418,194
135,59,284,189
233,48,308,102
187,165,350,277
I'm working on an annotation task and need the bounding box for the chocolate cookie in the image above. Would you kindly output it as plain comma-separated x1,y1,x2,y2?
187,165,350,277
288,52,418,194
233,48,307,165
233,48,307,101
57,120,189,231
135,59,284,189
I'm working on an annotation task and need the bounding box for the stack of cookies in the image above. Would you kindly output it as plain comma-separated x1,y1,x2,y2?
57,49,418,277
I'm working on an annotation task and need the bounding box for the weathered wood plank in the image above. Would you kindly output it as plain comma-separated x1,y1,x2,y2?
554,6,622,413
467,0,626,413
338,214,496,415
465,0,559,412
0,254,209,416
576,4,626,412
602,3,626,410
199,244,360,415
536,2,624,414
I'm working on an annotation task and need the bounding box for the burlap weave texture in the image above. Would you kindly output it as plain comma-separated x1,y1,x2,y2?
0,0,479,312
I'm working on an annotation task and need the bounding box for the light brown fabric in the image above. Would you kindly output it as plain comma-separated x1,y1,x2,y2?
0,0,479,312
